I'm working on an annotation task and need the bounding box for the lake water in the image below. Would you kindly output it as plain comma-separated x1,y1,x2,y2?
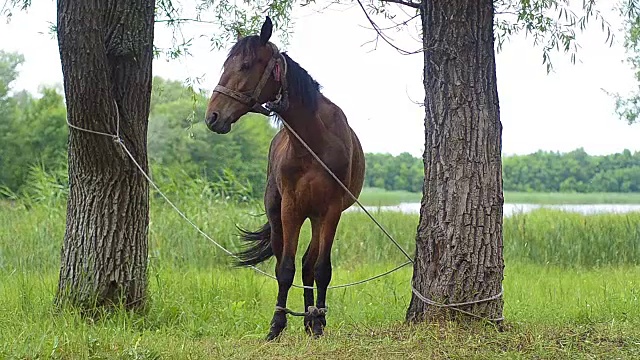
347,202,640,217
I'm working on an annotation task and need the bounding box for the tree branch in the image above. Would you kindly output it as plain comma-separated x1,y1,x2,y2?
155,18,219,24
358,13,419,31
355,0,422,55
0,0,8,15
380,0,421,9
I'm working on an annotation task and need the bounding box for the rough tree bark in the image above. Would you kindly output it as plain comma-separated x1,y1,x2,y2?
406,0,505,322
56,0,155,310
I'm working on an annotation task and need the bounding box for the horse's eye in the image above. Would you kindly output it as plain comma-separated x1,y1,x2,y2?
240,62,251,71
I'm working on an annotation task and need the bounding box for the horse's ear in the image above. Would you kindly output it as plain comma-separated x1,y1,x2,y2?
259,16,273,45
236,28,242,42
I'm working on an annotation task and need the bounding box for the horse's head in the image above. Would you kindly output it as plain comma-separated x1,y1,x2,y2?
205,16,285,134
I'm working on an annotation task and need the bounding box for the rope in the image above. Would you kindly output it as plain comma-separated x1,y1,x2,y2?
120,141,410,290
277,116,415,264
276,113,503,321
66,120,119,140
275,305,326,317
64,102,409,291
411,285,504,322
65,100,503,321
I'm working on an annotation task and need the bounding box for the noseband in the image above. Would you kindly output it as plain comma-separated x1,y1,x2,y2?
213,44,288,116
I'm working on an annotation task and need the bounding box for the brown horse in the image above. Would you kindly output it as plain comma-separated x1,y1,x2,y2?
204,17,365,340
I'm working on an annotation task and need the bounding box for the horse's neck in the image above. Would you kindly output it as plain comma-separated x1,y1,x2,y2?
279,98,328,155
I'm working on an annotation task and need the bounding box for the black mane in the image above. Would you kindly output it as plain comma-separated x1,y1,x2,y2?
225,36,322,112
281,52,322,112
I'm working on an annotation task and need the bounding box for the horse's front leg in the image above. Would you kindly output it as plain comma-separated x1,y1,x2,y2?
266,196,303,341
312,207,341,337
302,218,320,335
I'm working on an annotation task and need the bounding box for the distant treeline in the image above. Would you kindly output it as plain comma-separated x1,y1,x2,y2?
503,149,640,193
365,149,640,193
363,153,423,193
2,50,640,199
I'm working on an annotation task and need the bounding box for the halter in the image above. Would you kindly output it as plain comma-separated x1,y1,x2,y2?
213,43,288,116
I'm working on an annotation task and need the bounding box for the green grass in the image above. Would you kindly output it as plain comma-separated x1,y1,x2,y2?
506,209,640,267
505,191,640,205
2,193,640,358
1,264,639,358
358,187,640,206
7,199,636,272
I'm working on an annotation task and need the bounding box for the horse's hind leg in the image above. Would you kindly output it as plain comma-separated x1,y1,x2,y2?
263,183,285,341
312,206,341,337
266,194,303,341
302,218,320,334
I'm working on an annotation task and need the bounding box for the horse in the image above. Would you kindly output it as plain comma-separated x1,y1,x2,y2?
204,16,365,340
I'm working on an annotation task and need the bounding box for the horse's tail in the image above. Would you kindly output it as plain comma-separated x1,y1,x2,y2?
234,222,274,267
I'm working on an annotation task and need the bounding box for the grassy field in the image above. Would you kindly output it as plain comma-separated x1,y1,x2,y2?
358,187,640,206
2,264,639,358
1,192,640,358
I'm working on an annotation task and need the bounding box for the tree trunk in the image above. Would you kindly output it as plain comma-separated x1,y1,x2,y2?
406,0,504,322
55,0,155,311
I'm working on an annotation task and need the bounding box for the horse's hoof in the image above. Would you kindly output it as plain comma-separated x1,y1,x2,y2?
265,329,282,341
266,324,286,341
304,315,313,336
311,316,326,337
266,311,287,341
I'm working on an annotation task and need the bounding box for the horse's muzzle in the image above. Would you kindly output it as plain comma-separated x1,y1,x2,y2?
205,112,231,134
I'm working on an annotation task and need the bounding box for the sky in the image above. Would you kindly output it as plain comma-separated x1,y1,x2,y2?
1,1,640,158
